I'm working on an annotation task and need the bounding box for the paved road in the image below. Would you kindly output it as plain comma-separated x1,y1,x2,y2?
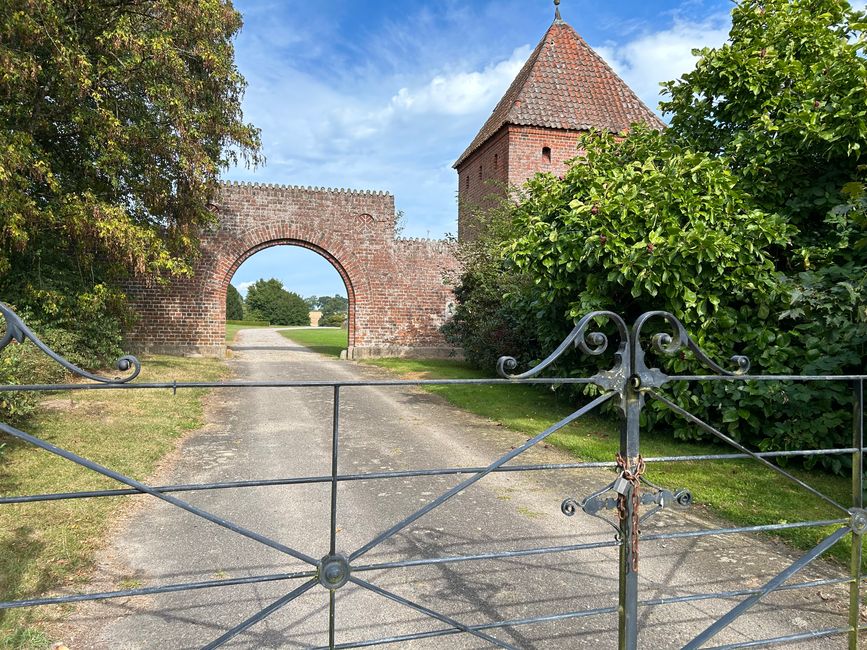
60,329,851,649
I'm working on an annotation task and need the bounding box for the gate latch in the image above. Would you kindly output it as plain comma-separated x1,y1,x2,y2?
561,477,692,536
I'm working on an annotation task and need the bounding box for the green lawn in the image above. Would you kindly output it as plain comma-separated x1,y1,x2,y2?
279,328,348,357
0,356,226,648
362,358,862,567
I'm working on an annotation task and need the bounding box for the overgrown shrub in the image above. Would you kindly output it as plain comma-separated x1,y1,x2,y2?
442,209,552,370
0,341,43,423
683,263,867,471
444,0,867,471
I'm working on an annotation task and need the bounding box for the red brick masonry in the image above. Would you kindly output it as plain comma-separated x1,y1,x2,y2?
125,182,460,358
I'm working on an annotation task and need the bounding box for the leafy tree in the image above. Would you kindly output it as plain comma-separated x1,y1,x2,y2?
226,284,244,320
305,294,348,313
656,0,867,462
319,295,348,318
0,0,261,367
245,279,309,326
661,0,867,266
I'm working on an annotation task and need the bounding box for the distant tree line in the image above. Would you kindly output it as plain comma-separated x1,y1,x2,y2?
306,295,348,327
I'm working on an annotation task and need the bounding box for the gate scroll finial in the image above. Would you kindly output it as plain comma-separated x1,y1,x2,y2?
496,310,628,380
497,309,750,383
0,302,141,384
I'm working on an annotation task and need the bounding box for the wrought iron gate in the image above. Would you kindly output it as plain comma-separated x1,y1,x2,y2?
0,302,865,648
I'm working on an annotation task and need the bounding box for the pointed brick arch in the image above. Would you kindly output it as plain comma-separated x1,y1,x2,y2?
125,182,459,358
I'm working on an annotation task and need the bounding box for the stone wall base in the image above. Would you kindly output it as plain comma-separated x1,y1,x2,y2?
345,346,463,360
128,343,227,358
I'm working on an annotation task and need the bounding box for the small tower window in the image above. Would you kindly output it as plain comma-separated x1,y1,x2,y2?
465,175,470,190
542,146,552,163
494,153,499,169
478,165,483,179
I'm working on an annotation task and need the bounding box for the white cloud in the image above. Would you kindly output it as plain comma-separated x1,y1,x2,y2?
228,6,736,240
228,43,535,237
390,46,530,116
595,15,731,116
234,281,255,296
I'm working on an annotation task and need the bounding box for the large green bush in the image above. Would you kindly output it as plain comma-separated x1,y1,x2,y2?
445,0,867,469
507,128,788,350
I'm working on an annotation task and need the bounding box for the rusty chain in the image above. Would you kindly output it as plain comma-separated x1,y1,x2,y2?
615,452,645,571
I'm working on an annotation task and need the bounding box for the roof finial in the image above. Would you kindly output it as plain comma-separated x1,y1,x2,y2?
554,0,562,21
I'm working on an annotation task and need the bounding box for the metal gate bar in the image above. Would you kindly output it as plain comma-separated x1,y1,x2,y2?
4,447,860,505
1,301,865,648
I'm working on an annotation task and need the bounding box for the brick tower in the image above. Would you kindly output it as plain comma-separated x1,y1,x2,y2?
454,5,665,239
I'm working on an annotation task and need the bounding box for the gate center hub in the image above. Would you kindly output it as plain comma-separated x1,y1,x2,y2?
851,508,867,535
318,554,350,590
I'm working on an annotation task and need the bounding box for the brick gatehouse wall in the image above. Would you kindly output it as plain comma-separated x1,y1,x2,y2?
125,182,459,358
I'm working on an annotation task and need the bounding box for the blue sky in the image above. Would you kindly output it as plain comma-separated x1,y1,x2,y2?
226,0,734,298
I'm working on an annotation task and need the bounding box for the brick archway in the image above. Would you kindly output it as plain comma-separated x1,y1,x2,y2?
218,232,363,349
125,182,459,358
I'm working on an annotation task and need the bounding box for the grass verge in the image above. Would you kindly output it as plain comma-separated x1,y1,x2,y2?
0,355,226,648
279,328,348,358
362,358,863,568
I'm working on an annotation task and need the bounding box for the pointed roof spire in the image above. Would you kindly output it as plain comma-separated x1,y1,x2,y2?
554,0,562,22
454,15,665,168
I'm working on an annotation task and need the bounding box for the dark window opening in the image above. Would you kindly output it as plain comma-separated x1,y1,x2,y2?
478,165,483,179
494,153,499,169
465,175,470,190
542,146,552,163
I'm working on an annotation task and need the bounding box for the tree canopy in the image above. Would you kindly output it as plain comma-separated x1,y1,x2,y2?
661,0,867,264
306,294,348,326
0,0,261,364
245,279,309,327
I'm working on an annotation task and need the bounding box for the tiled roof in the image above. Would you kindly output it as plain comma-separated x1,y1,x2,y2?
454,18,666,168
